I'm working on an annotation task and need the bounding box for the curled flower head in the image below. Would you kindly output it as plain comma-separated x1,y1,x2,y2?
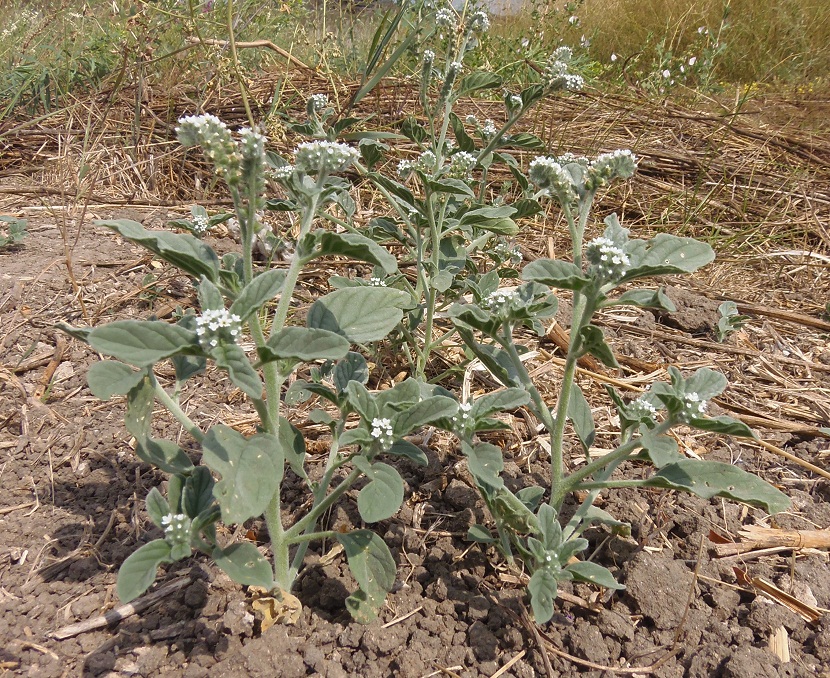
397,159,414,179
422,49,436,64
368,277,387,287
294,141,359,175
447,151,477,179
466,114,479,126
370,417,394,448
542,48,583,92
415,149,438,173
176,114,243,184
270,164,295,181
481,119,497,138
162,513,191,545
628,396,659,421
308,93,329,114
483,288,520,317
435,7,456,29
585,235,630,283
195,308,243,350
528,156,578,207
585,149,637,191
467,10,490,34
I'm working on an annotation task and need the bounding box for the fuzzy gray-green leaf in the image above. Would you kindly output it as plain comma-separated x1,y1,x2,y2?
212,542,274,588
337,530,396,623
307,287,410,343
211,343,262,400
260,327,350,363
229,269,286,320
87,361,145,400
353,457,404,523
528,568,558,624
202,426,283,524
89,321,197,368
566,561,625,590
117,539,172,602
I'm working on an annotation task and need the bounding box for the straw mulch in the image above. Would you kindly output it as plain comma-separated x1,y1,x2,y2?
1,68,828,470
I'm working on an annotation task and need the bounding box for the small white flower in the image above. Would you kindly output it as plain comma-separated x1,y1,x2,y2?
270,164,295,181
610,53,618,62
162,513,191,544
370,417,394,448
422,49,435,64
452,401,473,430
586,236,630,282
688,56,697,66
629,397,658,419
195,308,243,349
309,93,329,112
580,35,590,49
368,277,387,287
466,114,479,126
397,159,414,179
521,38,530,50
484,288,519,316
448,151,477,179
192,213,210,235
568,15,578,25
435,7,455,28
467,10,490,34
698,26,706,34
662,69,671,79
481,119,497,137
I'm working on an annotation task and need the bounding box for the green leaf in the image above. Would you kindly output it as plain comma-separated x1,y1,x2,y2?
385,440,428,466
211,343,262,400
511,198,543,219
145,487,169,528
172,354,206,384
448,113,476,153
310,232,398,275
467,525,496,544
260,327,350,363
400,116,427,144
644,460,790,514
621,234,715,283
517,486,546,512
198,277,224,311
337,530,396,623
135,437,195,474
393,396,458,435
307,287,410,343
125,376,154,438
611,288,676,311
528,568,558,624
88,321,197,368
639,429,679,467
353,457,404,523
470,388,530,419
567,384,595,453
457,71,503,97
426,177,476,198
346,381,376,421
501,132,545,150
690,415,755,438
579,325,619,368
536,503,562,550
87,361,145,400
99,219,220,282
202,426,283,524
279,416,308,480
183,466,215,518
117,540,173,602
447,303,501,336
464,441,504,488
229,269,286,320
359,138,387,172
566,561,625,590
212,542,274,588
684,368,728,400
55,322,92,343
522,259,591,290
334,352,369,393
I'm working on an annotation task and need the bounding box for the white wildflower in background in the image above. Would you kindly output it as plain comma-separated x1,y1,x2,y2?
662,69,671,79
415,149,438,172
568,15,578,25
176,114,243,184
370,417,394,448
192,213,210,235
270,164,295,181
397,159,415,179
629,397,659,420
435,7,456,29
688,56,697,66
195,308,242,349
466,114,479,126
585,149,637,190
452,401,473,431
484,288,519,315
610,53,618,62
586,236,630,282
422,49,436,65
294,141,358,175
368,277,387,287
543,50,583,91
309,93,329,112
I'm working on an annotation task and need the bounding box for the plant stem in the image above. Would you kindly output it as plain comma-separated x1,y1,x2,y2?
284,468,361,541
151,375,204,442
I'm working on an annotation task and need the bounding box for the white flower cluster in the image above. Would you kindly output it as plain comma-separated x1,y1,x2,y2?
162,513,191,544
195,308,242,349
447,151,477,179
543,48,583,92
192,213,210,235
309,93,329,112
628,397,659,420
176,114,243,184
484,288,519,315
528,156,577,207
368,277,387,287
678,392,707,422
466,114,478,126
493,240,523,266
586,236,631,282
467,10,490,34
371,417,394,448
586,149,637,190
270,164,295,181
481,119,497,137
294,141,359,175
422,49,435,66
397,149,438,179
239,127,267,166
452,401,473,431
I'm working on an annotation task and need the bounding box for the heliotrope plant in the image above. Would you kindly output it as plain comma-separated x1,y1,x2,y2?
446,149,790,623
59,114,462,622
